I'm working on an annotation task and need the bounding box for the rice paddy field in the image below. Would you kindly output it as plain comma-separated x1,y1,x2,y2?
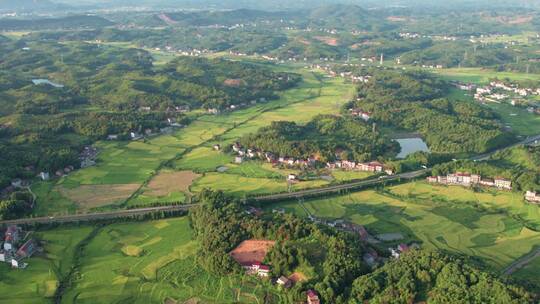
435,68,540,84
438,70,540,136
265,181,540,273
0,226,94,304
30,67,354,214
513,256,540,288
0,217,283,304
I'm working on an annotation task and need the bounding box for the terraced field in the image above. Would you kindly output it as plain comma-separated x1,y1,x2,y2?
31,67,351,214
0,218,283,304
0,226,94,304
266,181,540,272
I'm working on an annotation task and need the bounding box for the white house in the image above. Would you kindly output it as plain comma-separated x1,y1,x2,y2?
39,172,50,181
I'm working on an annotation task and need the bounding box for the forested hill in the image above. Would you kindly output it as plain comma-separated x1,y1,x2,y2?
239,115,400,162
346,70,516,154
0,15,114,30
0,40,300,189
306,4,392,31
191,190,536,303
0,0,61,11
350,250,535,303
162,5,391,31
165,9,293,26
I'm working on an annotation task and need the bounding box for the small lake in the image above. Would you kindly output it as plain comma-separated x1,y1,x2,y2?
395,137,430,159
32,79,64,88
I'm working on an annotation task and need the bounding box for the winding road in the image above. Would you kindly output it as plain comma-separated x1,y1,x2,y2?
502,246,540,275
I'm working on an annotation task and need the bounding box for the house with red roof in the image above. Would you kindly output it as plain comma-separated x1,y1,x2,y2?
307,289,320,304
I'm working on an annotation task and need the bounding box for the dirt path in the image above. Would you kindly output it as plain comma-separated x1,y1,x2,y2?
502,246,540,275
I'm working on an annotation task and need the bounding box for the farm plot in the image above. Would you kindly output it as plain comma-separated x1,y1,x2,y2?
230,240,276,266
127,170,199,207
145,170,200,196
191,173,288,197
266,183,540,272
61,218,282,304
58,183,140,210
174,147,232,173
0,226,94,304
512,255,540,288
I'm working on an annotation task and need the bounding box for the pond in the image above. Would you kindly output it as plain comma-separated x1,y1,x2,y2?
395,137,430,159
32,79,64,88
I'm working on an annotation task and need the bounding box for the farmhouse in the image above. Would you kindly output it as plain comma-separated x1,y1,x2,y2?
350,108,372,121
307,290,321,304
525,191,540,204
287,174,298,181
230,239,275,277
327,160,388,174
277,276,292,288
1,226,39,269
427,172,511,190
495,178,512,190
39,172,50,181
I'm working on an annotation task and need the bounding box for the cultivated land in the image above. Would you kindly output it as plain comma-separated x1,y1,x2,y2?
438,68,540,136
1,217,284,304
230,240,276,265
31,65,356,215
513,255,540,288
264,181,540,273
0,226,94,304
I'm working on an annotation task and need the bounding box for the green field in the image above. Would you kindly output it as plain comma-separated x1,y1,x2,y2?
0,226,95,304
512,255,540,288
441,72,540,136
265,181,540,272
435,68,540,84
0,218,283,304
487,103,540,136
30,66,354,214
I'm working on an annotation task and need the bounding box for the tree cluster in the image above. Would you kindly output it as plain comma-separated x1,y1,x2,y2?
346,70,515,154
239,115,399,163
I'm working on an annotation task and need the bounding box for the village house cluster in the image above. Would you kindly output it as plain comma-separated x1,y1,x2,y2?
0,226,39,269
206,97,268,115
326,160,394,175
427,172,512,190
227,142,393,178
228,142,316,178
229,238,321,303
456,80,540,114
309,64,372,83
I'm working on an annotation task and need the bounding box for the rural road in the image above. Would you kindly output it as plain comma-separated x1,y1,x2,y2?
0,204,196,226
253,133,540,202
3,134,539,226
502,247,540,275
252,169,428,202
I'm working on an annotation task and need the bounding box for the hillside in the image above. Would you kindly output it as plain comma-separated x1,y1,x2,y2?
0,15,114,30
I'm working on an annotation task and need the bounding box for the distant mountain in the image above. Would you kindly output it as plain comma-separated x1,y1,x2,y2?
307,4,391,30
0,0,68,11
166,9,292,26
0,15,114,30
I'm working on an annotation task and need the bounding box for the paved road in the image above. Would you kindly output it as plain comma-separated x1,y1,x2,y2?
253,134,540,203
4,134,539,225
252,169,429,202
471,134,540,161
0,204,196,226
502,246,540,275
